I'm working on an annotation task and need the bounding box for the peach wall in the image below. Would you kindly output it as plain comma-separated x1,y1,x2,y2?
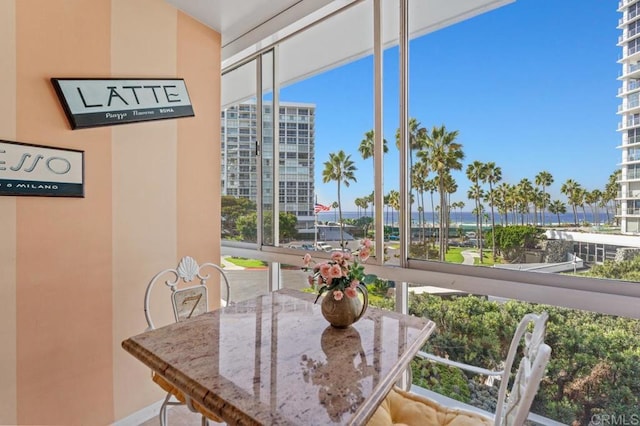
0,0,222,424
15,0,114,424
177,12,222,304
0,1,17,423
111,0,180,418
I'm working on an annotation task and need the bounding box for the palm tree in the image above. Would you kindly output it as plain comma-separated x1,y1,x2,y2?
425,178,438,230
548,200,567,226
388,189,400,234
354,197,364,218
535,171,554,226
467,183,485,261
442,172,458,253
604,170,621,224
322,150,357,246
585,189,602,226
412,160,430,242
466,161,485,261
482,162,501,261
332,201,339,222
421,125,464,260
561,179,582,225
366,191,375,218
452,201,465,225
358,129,388,174
531,187,543,225
396,118,427,218
383,193,391,226
576,187,587,224
495,182,512,226
517,178,534,225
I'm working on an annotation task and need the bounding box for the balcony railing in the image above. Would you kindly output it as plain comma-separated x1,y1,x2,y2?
619,0,637,9
620,25,640,44
617,189,640,197
626,134,640,144
627,169,640,179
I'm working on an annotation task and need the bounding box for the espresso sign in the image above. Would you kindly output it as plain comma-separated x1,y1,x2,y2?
51,78,195,129
0,140,84,197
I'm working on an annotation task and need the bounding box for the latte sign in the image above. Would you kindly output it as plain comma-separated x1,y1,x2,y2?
51,78,194,129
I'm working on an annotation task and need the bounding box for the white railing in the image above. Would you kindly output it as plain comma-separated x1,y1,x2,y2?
222,245,640,320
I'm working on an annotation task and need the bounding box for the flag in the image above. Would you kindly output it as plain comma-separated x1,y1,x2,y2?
314,203,331,214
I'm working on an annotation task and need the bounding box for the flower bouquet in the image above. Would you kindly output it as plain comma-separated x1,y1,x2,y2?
303,239,377,327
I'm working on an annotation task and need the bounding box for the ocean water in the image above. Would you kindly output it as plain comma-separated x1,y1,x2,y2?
316,210,614,227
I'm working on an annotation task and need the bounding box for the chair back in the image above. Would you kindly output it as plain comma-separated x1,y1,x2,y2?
494,312,551,426
144,256,230,330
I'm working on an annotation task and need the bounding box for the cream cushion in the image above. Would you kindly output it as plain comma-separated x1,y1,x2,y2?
368,387,493,426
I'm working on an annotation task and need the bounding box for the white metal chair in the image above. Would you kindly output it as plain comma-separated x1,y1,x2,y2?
143,256,231,426
368,312,551,426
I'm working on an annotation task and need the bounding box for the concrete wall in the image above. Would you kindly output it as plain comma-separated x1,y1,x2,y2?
0,1,221,423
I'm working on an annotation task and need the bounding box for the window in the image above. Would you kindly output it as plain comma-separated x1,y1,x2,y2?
221,2,640,423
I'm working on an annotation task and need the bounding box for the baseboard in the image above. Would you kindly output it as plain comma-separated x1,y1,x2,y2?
111,399,163,426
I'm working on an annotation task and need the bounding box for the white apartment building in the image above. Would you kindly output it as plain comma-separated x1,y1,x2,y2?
618,0,640,234
221,101,316,232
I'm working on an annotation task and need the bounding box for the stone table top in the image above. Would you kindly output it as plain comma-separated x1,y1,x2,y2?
122,288,435,426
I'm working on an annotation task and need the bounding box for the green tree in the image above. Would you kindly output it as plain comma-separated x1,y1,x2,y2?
322,150,357,247
221,195,256,238
236,213,257,242
420,125,464,261
486,225,544,262
278,211,299,241
236,211,298,242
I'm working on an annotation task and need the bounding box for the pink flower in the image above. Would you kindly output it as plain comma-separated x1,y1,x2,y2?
344,287,357,298
333,290,344,301
343,251,352,261
330,264,343,279
319,263,332,279
303,253,312,266
362,238,373,249
359,247,370,262
331,251,344,262
307,275,315,287
350,279,359,288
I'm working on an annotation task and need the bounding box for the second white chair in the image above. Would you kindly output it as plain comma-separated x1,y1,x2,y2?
368,312,551,426
143,255,231,426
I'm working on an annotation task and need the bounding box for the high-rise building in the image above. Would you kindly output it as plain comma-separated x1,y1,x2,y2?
221,101,316,234
617,0,640,234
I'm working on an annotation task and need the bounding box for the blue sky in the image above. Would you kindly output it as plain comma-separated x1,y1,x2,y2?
280,0,621,211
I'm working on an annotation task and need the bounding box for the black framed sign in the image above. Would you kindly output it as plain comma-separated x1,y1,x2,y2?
51,78,195,129
0,140,84,197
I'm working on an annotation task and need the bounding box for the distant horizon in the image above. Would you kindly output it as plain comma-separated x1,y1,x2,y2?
315,210,613,226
